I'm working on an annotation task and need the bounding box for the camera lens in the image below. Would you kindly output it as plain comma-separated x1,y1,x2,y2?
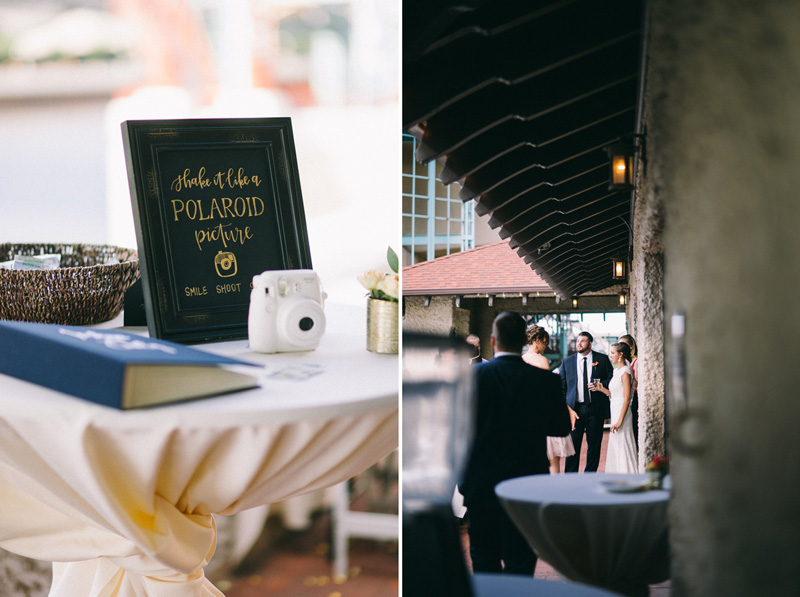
278,299,326,349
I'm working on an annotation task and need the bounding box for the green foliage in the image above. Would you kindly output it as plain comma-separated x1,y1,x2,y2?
0,35,11,62
370,288,396,302
387,247,398,273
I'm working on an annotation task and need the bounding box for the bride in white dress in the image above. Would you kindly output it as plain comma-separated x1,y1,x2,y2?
591,342,638,473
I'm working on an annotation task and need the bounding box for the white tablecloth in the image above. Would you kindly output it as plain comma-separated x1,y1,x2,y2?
0,302,398,596
495,474,670,594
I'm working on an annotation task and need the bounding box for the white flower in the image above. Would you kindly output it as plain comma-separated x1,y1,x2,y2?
357,248,399,302
377,273,399,300
357,270,385,292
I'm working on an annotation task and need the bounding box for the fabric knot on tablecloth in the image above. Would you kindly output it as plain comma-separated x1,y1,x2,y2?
48,510,221,597
50,553,224,597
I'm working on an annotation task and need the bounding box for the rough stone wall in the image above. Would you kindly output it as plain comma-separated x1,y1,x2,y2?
647,1,800,594
628,82,668,472
452,304,472,339
402,296,455,336
0,550,50,597
631,130,667,470
632,251,665,468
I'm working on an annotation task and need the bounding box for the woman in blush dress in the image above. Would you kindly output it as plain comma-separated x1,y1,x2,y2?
591,342,638,473
523,325,576,474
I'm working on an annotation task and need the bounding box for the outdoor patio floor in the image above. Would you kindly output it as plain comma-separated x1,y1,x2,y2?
220,430,670,596
217,507,397,597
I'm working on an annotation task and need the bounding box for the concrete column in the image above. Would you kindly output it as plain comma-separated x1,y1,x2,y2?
647,1,800,593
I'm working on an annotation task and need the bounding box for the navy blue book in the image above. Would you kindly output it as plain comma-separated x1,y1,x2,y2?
0,320,260,409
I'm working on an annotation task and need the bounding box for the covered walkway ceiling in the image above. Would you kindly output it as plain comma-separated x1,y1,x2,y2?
403,0,645,299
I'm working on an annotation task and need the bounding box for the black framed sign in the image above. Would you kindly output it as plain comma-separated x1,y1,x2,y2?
122,118,312,344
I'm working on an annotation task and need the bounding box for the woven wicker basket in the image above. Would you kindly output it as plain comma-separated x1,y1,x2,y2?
0,244,140,325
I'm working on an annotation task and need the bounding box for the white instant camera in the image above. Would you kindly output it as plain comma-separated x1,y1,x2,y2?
248,270,327,353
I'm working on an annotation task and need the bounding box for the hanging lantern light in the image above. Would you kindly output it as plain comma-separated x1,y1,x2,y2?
605,142,634,191
612,258,627,280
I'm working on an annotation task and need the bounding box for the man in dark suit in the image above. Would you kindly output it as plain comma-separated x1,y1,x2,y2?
460,312,571,575
560,331,613,473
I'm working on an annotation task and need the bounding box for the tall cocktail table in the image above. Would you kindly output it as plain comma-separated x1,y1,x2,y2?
0,302,398,596
496,473,670,597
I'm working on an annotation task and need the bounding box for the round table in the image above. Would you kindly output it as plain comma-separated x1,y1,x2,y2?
0,301,398,596
495,473,670,597
471,573,621,596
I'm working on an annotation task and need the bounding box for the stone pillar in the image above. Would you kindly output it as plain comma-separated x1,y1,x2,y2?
631,86,667,471
632,251,665,468
647,1,800,594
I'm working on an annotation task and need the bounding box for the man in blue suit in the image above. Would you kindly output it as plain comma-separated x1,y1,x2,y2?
560,331,613,473
461,312,571,575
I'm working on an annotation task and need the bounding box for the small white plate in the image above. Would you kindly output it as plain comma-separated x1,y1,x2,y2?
600,479,650,493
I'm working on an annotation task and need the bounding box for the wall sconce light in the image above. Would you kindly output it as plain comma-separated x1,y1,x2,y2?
487,295,494,307
605,142,634,191
619,292,628,306
572,297,579,309
612,258,626,280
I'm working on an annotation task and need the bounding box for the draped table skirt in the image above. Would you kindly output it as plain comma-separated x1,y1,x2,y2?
0,302,398,596
496,473,670,596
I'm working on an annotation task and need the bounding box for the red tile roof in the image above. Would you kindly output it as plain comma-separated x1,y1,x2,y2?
403,240,553,295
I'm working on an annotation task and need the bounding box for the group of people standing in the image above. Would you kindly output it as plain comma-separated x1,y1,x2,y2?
459,311,640,575
524,325,639,475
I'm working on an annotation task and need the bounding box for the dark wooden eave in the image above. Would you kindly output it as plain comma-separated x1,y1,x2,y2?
403,0,644,299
